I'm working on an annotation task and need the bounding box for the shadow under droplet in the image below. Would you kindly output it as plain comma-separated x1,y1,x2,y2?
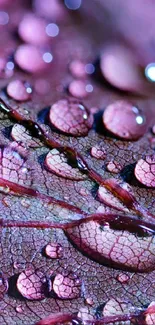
8,274,24,300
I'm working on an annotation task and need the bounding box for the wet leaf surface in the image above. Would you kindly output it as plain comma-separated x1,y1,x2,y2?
0,1,155,325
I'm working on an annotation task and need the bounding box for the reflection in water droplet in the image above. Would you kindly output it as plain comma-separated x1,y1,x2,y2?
42,52,53,63
145,63,155,82
65,0,82,10
85,84,93,93
46,23,59,37
136,115,144,125
15,305,23,313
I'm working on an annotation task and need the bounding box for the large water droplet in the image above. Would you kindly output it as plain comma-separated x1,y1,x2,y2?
134,155,155,188
17,268,48,300
103,100,147,140
66,217,155,272
49,98,93,136
52,272,81,300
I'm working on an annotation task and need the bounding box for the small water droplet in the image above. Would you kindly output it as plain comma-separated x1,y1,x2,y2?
116,273,130,284
45,242,63,259
21,198,31,208
15,305,23,313
85,297,94,306
85,84,93,93
91,145,106,160
106,161,122,173
85,63,95,75
0,11,9,25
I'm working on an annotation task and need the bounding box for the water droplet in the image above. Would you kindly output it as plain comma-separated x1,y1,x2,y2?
46,23,59,37
106,161,122,173
15,305,23,313
34,0,66,21
7,80,32,101
0,273,8,299
52,272,81,299
100,45,144,94
69,80,89,98
69,60,86,78
17,268,48,300
91,145,106,160
11,124,42,148
49,98,93,136
18,13,48,45
15,44,47,73
45,149,86,180
65,0,82,10
116,273,130,284
102,298,133,319
42,52,53,63
103,100,147,140
134,155,155,187
85,297,94,306
66,216,155,272
0,146,32,187
45,242,63,259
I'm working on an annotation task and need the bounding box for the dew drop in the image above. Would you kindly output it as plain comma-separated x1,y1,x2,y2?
102,298,133,321
52,272,81,300
17,268,48,300
85,84,93,93
103,100,147,140
69,80,89,98
85,297,94,306
69,60,86,79
11,124,42,148
0,273,8,300
18,13,48,46
45,242,63,259
34,0,66,21
49,98,93,136
116,273,130,284
15,44,47,73
106,161,122,174
134,155,155,188
45,149,86,180
21,198,31,208
7,80,31,101
85,63,95,75
15,305,23,313
91,145,106,160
